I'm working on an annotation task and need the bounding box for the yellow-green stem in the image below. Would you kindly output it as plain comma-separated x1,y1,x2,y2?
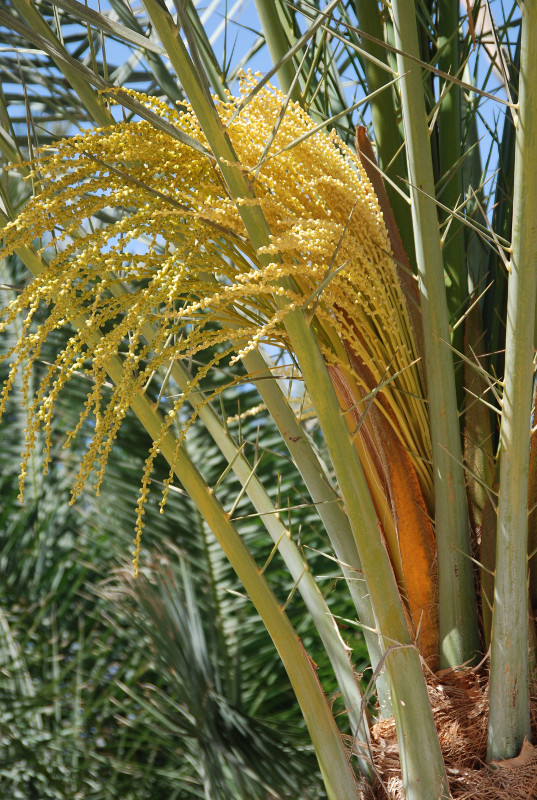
113,284,372,769
437,0,466,393
350,0,414,265
391,0,480,669
10,0,113,127
242,349,390,716
138,6,449,794
487,0,537,761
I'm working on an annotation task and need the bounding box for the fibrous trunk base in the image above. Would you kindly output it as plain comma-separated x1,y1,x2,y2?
359,667,537,799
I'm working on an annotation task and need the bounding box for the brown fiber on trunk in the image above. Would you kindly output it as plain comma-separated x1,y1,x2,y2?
358,667,537,799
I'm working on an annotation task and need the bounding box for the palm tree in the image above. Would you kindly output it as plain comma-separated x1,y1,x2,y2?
0,1,535,797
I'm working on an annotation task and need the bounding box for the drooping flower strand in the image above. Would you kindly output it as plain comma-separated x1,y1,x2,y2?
0,78,431,572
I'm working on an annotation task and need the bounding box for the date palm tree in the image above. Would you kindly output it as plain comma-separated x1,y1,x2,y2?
0,1,535,797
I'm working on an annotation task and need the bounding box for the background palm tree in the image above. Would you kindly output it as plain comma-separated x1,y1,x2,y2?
0,1,535,798
0,276,339,797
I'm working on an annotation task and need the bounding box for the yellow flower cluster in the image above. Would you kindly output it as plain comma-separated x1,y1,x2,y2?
0,78,431,568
